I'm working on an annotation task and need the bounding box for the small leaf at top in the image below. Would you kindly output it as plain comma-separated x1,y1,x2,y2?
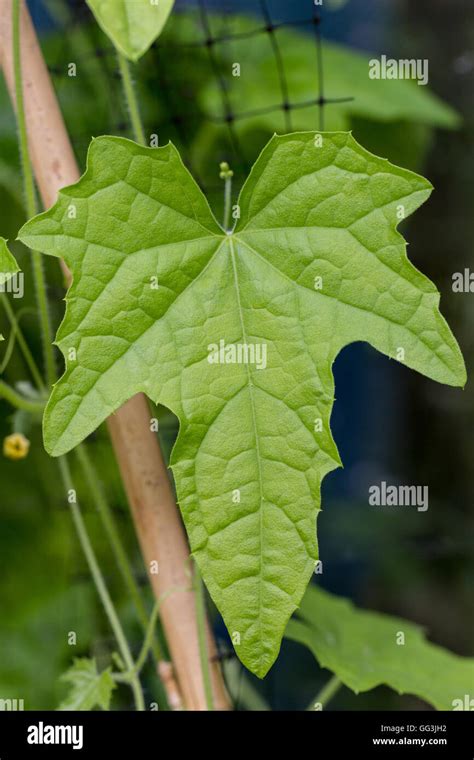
286,584,474,711
58,657,116,711
86,0,174,61
18,132,466,677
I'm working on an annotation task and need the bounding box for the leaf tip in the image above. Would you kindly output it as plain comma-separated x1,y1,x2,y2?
456,367,468,390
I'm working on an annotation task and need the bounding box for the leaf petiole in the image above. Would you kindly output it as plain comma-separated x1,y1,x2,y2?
117,52,146,146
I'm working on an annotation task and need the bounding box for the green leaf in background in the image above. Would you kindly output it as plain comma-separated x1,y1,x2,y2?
286,585,474,711
0,237,19,341
188,15,459,173
198,20,459,133
58,658,116,711
86,0,174,61
18,132,466,677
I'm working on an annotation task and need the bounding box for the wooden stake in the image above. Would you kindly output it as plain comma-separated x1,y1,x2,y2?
0,0,230,711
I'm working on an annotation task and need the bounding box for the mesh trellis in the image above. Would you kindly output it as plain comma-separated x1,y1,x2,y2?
44,0,354,193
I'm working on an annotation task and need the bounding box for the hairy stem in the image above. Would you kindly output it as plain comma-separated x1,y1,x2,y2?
76,444,163,662
12,0,35,214
117,52,146,146
194,563,214,711
58,456,145,711
12,0,56,389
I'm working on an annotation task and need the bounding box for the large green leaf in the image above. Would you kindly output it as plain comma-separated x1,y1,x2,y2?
0,237,19,341
58,658,116,711
86,0,174,61
18,132,466,677
286,585,474,711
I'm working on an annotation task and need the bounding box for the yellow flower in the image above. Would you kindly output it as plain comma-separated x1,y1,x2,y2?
3,433,30,460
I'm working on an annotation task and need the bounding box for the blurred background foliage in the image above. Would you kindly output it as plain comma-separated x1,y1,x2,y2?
0,0,472,710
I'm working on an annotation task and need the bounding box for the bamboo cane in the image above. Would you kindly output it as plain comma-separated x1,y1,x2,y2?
0,0,230,711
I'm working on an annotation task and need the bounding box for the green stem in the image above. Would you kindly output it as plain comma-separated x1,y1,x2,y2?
1,295,45,391
117,52,146,146
75,444,163,662
12,0,35,216
307,675,342,711
12,0,56,389
0,379,44,413
114,600,160,683
132,600,161,675
58,456,145,712
0,325,17,374
194,563,214,711
223,175,232,232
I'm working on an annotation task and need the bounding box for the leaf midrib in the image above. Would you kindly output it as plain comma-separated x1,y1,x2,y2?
228,234,267,669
